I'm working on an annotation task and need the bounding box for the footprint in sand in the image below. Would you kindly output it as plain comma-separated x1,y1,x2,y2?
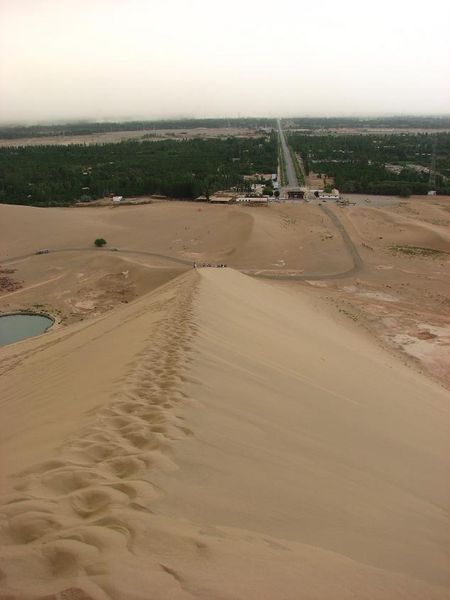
42,538,101,576
103,456,145,479
65,441,120,464
0,279,198,598
69,487,127,518
8,510,63,543
41,468,106,495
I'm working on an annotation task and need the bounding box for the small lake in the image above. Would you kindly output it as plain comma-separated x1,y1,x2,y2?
0,314,54,347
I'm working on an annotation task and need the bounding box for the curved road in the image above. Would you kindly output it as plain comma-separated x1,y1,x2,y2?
247,205,363,281
2,206,363,282
4,248,193,267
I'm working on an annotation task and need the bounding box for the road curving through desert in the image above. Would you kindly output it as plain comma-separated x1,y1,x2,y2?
2,205,363,281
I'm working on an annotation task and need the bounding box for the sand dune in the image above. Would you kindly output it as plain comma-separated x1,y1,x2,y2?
346,205,450,253
0,202,352,274
0,268,449,599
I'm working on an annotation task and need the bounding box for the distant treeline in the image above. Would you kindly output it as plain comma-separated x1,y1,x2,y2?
284,116,450,130
0,136,277,206
288,132,450,196
0,118,277,140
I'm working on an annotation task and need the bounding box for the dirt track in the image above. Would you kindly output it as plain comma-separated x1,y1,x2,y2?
247,206,363,280
3,206,363,281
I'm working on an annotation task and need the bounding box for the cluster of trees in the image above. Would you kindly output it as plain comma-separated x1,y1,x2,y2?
288,133,450,196
0,136,278,206
0,118,276,140
283,116,450,130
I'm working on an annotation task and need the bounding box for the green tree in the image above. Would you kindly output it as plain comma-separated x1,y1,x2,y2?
399,187,412,198
94,238,107,247
0,136,279,206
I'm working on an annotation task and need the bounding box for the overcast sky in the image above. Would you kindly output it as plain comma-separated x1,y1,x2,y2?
0,0,449,124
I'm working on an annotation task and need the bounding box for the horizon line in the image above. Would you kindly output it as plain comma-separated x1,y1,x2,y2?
1,113,450,128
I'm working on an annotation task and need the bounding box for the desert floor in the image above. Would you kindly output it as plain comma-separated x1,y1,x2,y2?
0,127,265,148
0,197,449,599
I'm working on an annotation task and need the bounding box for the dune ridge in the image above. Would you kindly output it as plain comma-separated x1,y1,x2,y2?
0,272,199,599
0,269,449,599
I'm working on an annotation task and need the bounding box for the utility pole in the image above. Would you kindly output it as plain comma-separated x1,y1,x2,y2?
429,136,437,189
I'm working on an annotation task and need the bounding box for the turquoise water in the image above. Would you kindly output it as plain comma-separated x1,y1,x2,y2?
0,314,54,347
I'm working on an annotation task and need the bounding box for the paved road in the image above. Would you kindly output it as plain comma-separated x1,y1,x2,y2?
278,120,299,188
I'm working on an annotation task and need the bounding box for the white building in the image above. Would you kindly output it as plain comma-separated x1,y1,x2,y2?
318,188,340,200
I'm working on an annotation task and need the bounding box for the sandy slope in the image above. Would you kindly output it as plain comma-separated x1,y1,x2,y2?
346,204,450,252
0,202,351,274
0,268,449,599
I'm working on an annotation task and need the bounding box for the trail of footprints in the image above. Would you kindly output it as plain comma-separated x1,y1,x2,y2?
0,279,198,598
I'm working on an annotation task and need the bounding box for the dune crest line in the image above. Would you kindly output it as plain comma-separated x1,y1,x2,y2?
0,274,198,599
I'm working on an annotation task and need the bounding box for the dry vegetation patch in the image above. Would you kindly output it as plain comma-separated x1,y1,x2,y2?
0,266,22,294
390,245,447,257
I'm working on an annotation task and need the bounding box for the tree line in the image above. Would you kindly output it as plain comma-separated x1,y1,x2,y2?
283,116,450,130
0,136,278,206
288,132,450,196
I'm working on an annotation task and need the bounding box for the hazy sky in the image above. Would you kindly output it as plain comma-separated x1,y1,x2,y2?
1,0,449,124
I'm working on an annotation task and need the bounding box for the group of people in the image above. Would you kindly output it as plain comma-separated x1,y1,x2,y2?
193,262,227,269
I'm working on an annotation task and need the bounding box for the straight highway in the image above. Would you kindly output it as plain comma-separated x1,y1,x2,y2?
278,119,299,188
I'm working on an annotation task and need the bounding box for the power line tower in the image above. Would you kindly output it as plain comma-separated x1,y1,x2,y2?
429,136,437,189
